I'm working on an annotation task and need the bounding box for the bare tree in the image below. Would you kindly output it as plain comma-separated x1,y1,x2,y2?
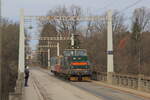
89,11,127,35
46,5,82,36
38,5,83,66
38,6,150,75
1,19,19,100
132,7,150,32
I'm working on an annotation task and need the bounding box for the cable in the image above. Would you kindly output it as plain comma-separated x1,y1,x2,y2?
119,0,144,13
94,0,118,14
99,0,115,11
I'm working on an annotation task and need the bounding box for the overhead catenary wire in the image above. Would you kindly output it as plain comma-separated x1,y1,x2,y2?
110,0,144,23
119,0,144,14
99,0,117,12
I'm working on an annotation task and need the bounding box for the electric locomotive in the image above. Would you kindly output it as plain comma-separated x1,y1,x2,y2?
50,34,92,81
62,49,91,81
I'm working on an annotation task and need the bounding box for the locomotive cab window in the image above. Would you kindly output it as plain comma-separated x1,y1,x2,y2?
63,49,87,56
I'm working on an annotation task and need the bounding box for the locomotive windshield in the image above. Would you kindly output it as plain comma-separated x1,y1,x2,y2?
63,49,87,56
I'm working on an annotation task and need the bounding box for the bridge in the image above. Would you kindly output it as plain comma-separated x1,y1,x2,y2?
1,8,150,100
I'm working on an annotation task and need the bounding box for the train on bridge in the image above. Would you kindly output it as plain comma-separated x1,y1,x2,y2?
50,49,92,81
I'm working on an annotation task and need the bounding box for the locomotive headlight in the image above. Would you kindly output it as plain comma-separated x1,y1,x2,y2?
73,57,76,60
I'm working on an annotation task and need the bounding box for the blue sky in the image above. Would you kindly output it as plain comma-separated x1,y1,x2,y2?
2,0,149,50
2,0,150,21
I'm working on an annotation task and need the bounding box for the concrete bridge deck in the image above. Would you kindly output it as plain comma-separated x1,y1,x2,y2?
22,67,150,100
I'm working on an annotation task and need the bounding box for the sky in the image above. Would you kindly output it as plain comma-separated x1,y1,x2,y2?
2,0,150,21
2,0,150,49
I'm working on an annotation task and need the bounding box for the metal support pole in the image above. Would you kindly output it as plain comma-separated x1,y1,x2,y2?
48,41,51,69
57,42,60,56
71,33,74,47
48,49,50,69
15,8,25,95
18,8,25,73
40,52,43,66
0,0,2,98
107,10,114,73
107,10,114,84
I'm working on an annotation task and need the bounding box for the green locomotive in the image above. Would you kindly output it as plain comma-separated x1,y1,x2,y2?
51,49,92,81
51,34,92,81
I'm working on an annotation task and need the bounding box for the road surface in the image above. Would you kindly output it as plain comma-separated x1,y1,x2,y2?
71,82,149,100
29,67,149,100
30,67,101,100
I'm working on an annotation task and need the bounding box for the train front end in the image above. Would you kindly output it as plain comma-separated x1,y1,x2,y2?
64,49,92,81
69,56,91,81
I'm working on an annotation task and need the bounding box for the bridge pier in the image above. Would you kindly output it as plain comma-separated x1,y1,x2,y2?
107,72,114,84
138,74,144,91
15,73,24,95
9,73,24,100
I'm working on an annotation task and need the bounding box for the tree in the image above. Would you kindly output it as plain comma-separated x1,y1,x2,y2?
38,5,83,67
88,11,127,35
116,7,150,75
132,7,150,32
1,19,19,100
47,5,82,35
83,11,128,72
128,7,150,74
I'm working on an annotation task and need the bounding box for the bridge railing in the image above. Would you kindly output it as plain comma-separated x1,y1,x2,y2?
92,71,107,82
112,73,138,89
92,72,150,93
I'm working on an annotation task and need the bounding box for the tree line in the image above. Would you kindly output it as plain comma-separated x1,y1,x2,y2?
38,5,150,76
0,19,19,99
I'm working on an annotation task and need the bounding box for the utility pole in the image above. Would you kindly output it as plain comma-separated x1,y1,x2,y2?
71,33,74,48
57,42,60,56
15,9,25,98
48,41,51,69
107,10,114,84
48,49,50,69
18,8,25,73
0,0,2,98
